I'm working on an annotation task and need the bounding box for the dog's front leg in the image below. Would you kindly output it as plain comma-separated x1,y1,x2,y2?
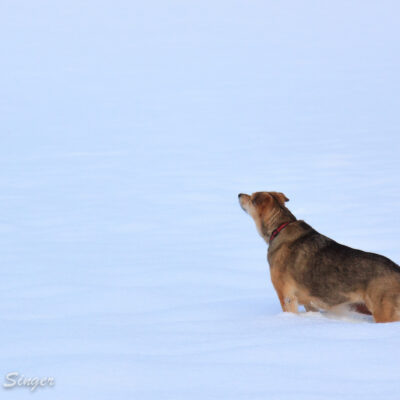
283,295,299,313
304,303,319,312
276,289,299,313
273,281,299,313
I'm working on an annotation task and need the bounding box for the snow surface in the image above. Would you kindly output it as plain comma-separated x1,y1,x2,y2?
1,1,400,399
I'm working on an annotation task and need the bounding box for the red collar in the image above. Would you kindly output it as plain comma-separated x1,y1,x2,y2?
269,222,292,243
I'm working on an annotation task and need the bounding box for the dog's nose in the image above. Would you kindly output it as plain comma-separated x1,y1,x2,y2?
238,193,243,198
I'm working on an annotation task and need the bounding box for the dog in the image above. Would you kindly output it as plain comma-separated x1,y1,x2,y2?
238,191,400,323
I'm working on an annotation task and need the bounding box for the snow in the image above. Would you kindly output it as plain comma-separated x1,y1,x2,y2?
1,0,400,398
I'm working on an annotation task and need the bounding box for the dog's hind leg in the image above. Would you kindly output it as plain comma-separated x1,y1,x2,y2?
367,280,400,323
372,296,400,323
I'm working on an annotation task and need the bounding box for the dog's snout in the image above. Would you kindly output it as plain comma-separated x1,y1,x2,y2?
238,193,243,198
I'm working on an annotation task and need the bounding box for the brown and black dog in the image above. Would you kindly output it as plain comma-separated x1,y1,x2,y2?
238,191,400,323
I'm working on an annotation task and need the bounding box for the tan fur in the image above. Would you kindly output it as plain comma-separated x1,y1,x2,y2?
239,191,400,323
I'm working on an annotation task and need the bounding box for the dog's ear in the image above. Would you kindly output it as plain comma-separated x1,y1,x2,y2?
270,192,289,205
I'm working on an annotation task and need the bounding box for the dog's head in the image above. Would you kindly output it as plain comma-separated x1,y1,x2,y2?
238,191,290,240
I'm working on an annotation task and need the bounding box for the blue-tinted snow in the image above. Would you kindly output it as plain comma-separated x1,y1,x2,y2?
0,1,400,399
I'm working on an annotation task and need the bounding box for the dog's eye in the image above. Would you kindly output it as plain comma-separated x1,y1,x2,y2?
252,194,264,206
